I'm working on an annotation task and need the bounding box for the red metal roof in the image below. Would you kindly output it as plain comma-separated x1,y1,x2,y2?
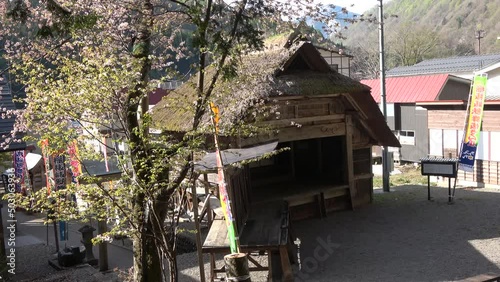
361,74,449,103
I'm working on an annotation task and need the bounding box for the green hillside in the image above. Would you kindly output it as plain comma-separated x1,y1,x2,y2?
341,0,500,77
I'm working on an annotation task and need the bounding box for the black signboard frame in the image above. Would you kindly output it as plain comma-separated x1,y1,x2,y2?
420,158,458,203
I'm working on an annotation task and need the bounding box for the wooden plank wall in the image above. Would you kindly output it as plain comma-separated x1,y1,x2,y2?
428,110,500,131
248,96,377,219
239,97,349,147
428,108,500,186
351,148,373,207
428,110,465,129
352,120,371,149
228,167,251,233
457,160,500,185
267,97,346,120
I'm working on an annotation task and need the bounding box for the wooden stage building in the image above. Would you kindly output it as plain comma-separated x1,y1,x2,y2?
152,36,400,281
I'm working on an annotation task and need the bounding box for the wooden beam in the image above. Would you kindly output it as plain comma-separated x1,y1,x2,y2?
203,174,213,226
291,142,296,180
269,93,342,101
323,187,349,199
356,118,382,146
192,177,206,282
317,139,323,176
278,123,346,143
279,245,294,282
342,94,368,120
259,114,345,127
353,144,373,150
210,254,216,282
345,115,356,210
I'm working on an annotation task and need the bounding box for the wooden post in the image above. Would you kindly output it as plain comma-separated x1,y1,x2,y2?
279,246,293,282
203,173,212,225
448,177,452,203
97,220,109,271
192,177,206,282
369,146,374,203
224,253,251,282
46,214,49,246
427,175,431,201
290,142,296,179
345,115,356,209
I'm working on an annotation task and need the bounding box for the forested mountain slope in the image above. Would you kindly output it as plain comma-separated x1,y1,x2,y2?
339,0,500,78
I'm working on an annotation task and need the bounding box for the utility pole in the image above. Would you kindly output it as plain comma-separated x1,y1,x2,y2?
476,30,485,55
378,0,390,192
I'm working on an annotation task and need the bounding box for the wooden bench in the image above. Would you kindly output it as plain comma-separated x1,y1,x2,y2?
202,202,294,281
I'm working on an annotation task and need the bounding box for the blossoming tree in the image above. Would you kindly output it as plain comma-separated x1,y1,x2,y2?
1,0,350,280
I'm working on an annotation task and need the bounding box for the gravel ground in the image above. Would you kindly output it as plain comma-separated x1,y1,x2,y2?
11,244,120,282
11,185,500,281
291,185,500,282
178,185,500,282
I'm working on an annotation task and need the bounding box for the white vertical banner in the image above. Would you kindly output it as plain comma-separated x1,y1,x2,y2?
476,131,489,161
429,129,443,157
490,132,500,161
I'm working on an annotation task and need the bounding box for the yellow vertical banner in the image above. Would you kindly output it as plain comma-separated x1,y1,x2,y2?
458,74,487,172
464,75,487,145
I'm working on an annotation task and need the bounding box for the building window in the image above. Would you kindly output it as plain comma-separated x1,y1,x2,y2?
399,130,415,145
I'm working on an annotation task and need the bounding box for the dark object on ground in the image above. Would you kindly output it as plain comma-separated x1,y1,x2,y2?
176,234,197,255
57,246,86,267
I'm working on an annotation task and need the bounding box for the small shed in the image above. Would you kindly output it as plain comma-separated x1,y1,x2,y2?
152,37,399,220
151,37,399,279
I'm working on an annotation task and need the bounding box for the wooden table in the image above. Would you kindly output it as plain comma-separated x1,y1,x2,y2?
202,201,294,281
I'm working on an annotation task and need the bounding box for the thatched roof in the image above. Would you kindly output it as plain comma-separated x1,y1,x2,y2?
152,41,362,125
150,38,399,147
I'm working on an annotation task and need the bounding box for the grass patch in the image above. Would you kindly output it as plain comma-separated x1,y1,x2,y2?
373,165,437,187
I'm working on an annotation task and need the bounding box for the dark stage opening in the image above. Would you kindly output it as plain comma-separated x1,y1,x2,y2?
250,136,347,203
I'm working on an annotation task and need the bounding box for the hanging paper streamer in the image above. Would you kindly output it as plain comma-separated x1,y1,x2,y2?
458,74,487,172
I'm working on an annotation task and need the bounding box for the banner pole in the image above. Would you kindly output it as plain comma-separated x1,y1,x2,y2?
209,102,240,254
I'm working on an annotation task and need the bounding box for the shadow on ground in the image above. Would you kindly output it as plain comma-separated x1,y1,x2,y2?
292,185,500,282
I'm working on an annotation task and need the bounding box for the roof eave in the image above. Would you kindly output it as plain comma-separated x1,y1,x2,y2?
416,100,466,106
